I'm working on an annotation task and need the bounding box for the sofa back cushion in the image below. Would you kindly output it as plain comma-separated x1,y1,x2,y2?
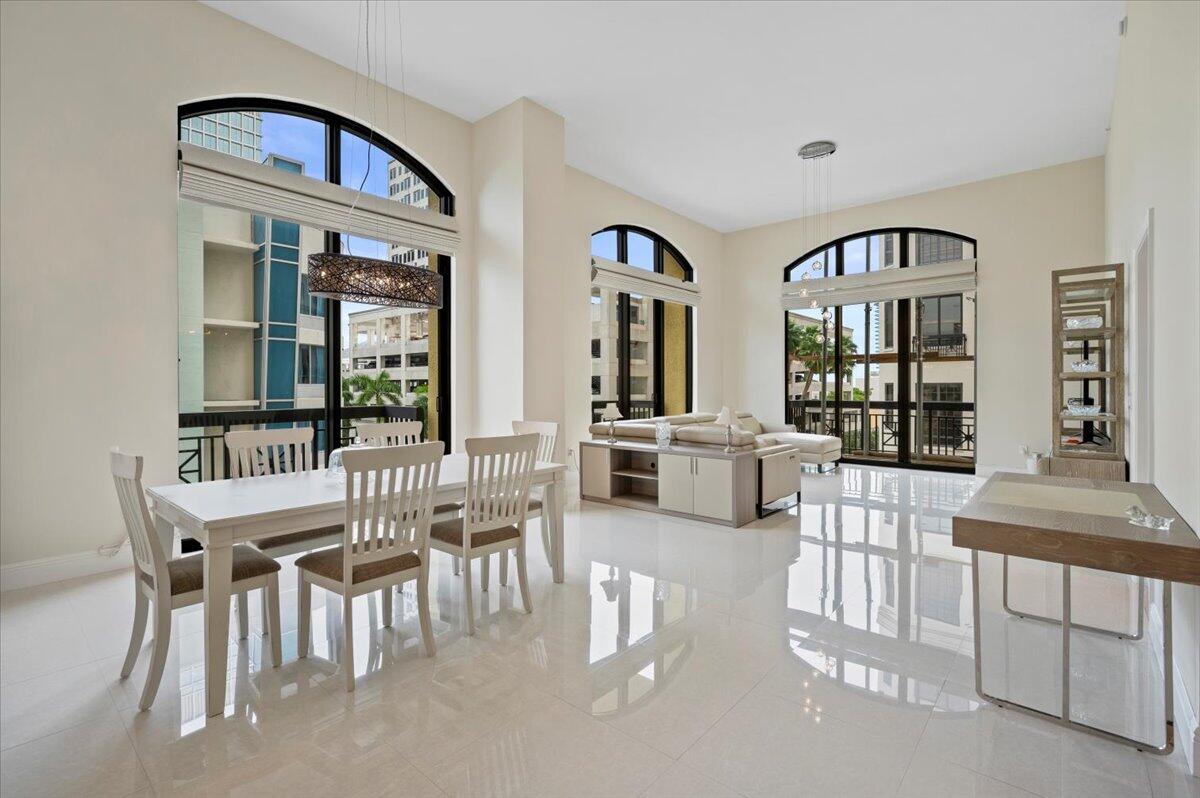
675,424,756,447
736,412,763,434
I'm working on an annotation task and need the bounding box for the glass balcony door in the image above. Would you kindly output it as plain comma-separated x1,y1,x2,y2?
784,229,976,472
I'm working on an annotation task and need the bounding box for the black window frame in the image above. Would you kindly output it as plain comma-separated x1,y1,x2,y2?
591,225,694,419
178,97,454,456
782,227,976,473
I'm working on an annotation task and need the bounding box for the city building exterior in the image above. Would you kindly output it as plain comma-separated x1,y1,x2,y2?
177,112,327,414
336,160,437,406
342,306,430,403
590,289,655,411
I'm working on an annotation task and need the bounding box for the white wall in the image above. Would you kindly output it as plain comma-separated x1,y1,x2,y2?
1104,0,1200,752
723,157,1106,473
563,168,726,458
471,100,527,438
0,0,475,565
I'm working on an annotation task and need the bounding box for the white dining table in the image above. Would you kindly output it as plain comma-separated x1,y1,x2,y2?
146,453,567,717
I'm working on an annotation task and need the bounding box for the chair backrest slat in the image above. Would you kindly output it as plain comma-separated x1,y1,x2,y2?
463,434,539,537
225,427,313,478
357,420,423,447
110,448,168,590
512,420,558,463
341,442,443,576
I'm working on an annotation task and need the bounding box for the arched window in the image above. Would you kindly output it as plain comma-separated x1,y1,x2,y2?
783,228,976,472
175,98,454,477
590,226,694,420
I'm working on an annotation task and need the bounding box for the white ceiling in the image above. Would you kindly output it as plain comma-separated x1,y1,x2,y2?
203,0,1124,232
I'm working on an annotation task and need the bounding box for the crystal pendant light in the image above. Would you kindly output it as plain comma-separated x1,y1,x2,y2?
308,0,443,310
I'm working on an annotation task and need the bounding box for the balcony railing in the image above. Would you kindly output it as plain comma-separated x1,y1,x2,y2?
178,404,420,484
787,400,975,462
590,399,657,424
912,332,968,357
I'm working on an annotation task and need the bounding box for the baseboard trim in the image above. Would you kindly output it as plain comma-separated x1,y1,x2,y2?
0,547,132,592
1149,602,1199,775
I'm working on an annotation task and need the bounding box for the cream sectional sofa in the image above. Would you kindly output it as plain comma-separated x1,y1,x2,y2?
588,410,842,468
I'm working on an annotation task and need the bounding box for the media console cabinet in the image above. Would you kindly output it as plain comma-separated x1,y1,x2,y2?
579,439,799,527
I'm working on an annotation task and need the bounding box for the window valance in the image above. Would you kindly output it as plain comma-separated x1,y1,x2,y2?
781,259,976,309
178,142,460,254
591,256,700,307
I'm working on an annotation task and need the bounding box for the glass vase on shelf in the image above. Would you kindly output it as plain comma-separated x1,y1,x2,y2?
655,420,672,449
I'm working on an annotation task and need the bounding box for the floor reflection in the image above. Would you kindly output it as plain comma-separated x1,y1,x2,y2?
5,464,1180,798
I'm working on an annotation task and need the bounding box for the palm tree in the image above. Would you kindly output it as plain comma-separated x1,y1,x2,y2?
787,317,858,406
343,370,404,408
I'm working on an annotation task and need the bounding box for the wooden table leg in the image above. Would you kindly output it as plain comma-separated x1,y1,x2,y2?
203,542,232,717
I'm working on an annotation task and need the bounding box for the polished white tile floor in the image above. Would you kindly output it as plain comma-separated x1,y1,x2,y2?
1,465,1196,797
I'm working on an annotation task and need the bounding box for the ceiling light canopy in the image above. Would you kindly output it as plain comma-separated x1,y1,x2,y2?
798,140,837,160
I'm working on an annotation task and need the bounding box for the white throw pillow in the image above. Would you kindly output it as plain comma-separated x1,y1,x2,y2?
715,406,741,429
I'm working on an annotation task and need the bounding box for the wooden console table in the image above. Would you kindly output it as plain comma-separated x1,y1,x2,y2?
579,439,764,527
953,471,1199,754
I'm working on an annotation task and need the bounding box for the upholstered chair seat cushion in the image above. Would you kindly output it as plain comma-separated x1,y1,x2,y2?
429,519,521,549
146,545,281,596
295,546,421,584
255,525,342,551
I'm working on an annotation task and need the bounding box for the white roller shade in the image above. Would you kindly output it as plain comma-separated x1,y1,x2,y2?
178,142,460,254
590,256,700,307
781,259,976,309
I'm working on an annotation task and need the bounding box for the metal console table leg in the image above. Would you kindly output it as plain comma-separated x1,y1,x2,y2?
1001,555,1145,640
973,551,1174,755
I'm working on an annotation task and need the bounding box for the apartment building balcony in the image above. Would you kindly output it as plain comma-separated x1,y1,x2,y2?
590,399,656,422
788,399,975,463
912,332,969,358
177,404,420,483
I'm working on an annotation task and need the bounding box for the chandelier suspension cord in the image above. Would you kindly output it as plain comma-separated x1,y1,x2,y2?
345,0,379,251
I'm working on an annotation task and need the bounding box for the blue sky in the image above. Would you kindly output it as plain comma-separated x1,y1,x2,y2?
260,113,415,325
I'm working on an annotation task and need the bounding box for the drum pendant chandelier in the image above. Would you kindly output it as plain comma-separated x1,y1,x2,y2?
308,251,442,309
307,0,443,310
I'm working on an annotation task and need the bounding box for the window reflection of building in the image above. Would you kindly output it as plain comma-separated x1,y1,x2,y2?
784,469,977,717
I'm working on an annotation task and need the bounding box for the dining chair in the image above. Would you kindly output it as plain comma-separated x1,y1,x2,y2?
490,420,559,588
225,426,343,636
225,427,343,561
296,442,443,691
111,448,282,710
355,419,461,525
356,419,423,446
428,434,538,635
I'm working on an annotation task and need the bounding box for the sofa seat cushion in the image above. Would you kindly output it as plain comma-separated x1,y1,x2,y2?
774,432,842,455
675,424,756,447
754,435,779,448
